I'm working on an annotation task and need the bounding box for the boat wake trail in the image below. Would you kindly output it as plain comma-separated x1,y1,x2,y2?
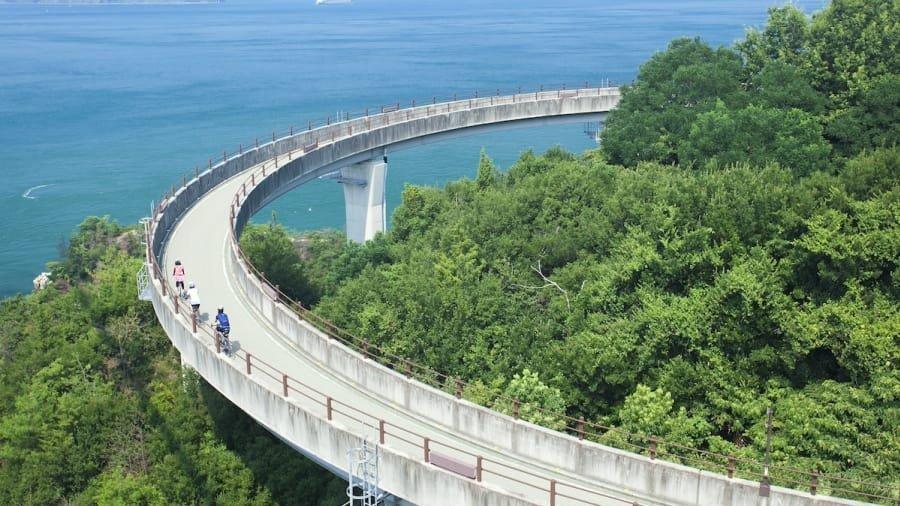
22,184,53,200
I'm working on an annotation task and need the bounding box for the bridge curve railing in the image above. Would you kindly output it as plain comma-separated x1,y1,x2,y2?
146,85,895,505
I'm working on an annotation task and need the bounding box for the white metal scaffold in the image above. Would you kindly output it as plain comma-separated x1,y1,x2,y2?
344,439,382,506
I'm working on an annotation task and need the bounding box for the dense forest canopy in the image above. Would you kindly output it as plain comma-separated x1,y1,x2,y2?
241,0,899,500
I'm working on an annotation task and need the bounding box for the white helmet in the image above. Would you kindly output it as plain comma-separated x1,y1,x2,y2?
188,281,195,288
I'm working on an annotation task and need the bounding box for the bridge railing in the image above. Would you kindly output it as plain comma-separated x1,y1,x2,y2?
158,82,618,202
147,85,896,505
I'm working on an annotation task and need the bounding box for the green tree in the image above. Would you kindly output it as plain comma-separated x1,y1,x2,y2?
494,369,567,430
737,6,811,77
241,217,314,304
678,102,831,175
806,0,900,105
80,470,167,506
475,150,500,191
600,37,745,166
827,74,900,157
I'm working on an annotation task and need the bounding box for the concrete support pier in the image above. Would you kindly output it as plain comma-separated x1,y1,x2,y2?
341,157,387,243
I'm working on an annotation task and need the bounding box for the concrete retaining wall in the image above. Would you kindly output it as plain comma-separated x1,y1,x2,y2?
149,89,865,506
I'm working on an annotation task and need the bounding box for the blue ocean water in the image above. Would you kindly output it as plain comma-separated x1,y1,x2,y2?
0,0,823,296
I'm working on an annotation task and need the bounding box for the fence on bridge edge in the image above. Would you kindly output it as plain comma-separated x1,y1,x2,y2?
145,83,899,506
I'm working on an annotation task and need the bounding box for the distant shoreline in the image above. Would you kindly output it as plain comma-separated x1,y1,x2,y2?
0,1,222,4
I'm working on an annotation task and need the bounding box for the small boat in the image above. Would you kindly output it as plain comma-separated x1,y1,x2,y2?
316,0,351,4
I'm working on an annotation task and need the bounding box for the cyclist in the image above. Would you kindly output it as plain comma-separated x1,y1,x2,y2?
215,306,231,354
173,260,186,297
187,282,201,316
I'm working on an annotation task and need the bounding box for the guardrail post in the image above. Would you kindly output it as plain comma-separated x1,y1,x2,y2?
476,456,483,482
182,175,186,188
362,340,369,359
649,435,658,459
239,143,243,154
262,165,266,177
423,438,430,463
550,479,557,506
513,398,520,419
809,470,818,495
242,182,246,197
192,312,197,333
405,361,412,378
251,173,255,186
474,90,478,98
272,131,275,142
290,125,293,136
223,150,226,162
195,166,199,179
282,374,288,397
326,397,333,420
215,331,221,353
727,455,735,478
577,416,585,440
173,294,179,314
379,420,385,444
255,137,259,148
455,377,462,399
760,407,773,497
245,353,252,375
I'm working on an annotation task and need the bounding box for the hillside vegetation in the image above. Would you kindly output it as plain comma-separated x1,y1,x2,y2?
0,217,344,505
243,0,899,499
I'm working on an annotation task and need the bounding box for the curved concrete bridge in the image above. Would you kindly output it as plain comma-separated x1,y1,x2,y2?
143,88,864,506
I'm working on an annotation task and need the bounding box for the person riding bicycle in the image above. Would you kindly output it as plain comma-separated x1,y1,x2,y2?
215,306,230,334
173,260,186,297
215,306,231,354
187,282,200,315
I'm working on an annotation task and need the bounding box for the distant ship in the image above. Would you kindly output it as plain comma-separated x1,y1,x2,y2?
316,0,351,4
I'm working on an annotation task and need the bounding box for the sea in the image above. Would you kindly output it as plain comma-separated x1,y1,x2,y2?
0,0,824,297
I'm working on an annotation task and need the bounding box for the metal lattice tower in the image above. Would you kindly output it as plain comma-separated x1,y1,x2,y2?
344,439,382,506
